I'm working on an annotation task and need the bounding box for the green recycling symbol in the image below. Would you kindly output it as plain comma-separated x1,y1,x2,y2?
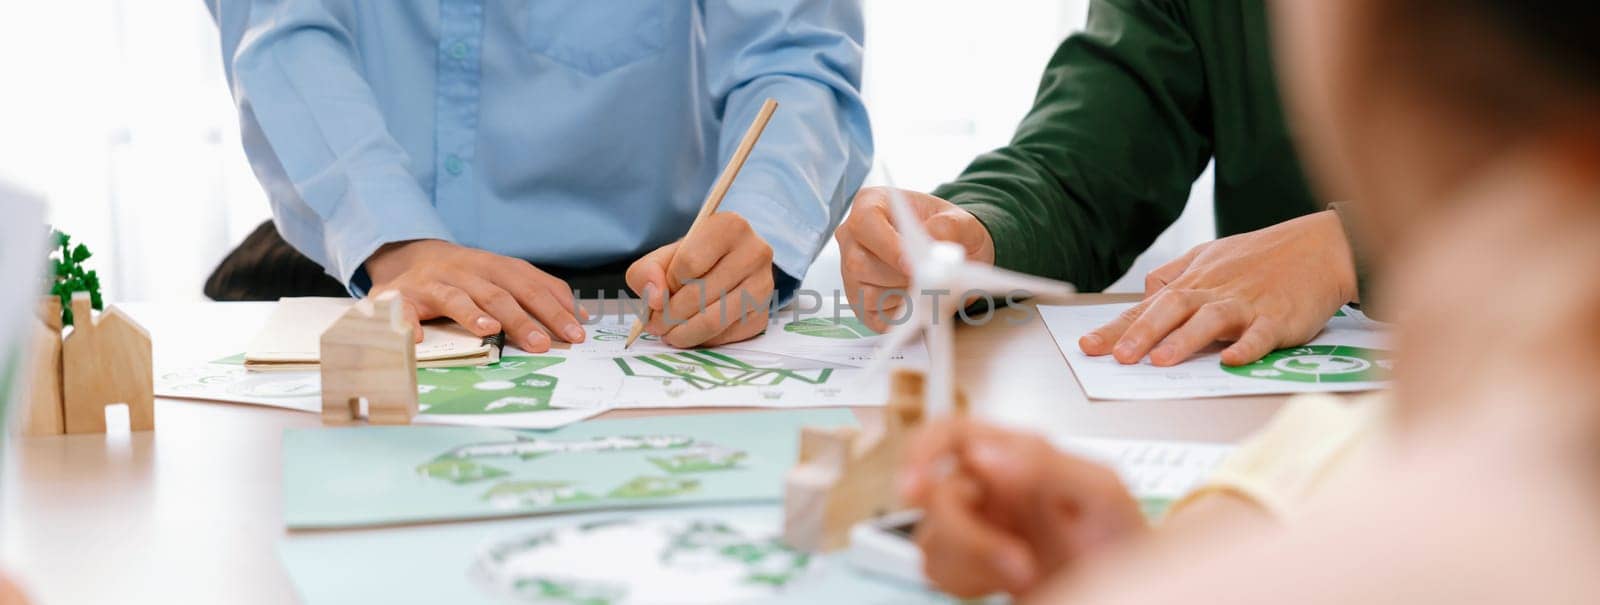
416,356,565,415
1223,345,1391,383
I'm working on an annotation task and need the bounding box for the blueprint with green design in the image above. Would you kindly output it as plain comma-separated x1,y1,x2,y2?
542,310,926,409
283,408,855,529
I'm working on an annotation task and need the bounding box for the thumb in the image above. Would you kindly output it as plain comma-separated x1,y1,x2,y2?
627,243,676,311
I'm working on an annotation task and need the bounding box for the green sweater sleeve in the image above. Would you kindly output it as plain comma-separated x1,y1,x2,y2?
934,0,1214,291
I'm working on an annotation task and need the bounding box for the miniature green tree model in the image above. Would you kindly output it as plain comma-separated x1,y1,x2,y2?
47,229,103,327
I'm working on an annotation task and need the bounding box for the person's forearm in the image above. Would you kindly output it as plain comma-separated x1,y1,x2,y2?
935,0,1213,289
225,0,452,285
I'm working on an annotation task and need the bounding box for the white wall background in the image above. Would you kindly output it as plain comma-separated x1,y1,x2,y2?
0,0,1215,303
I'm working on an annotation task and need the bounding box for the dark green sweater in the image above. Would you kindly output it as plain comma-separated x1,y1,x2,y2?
935,0,1320,292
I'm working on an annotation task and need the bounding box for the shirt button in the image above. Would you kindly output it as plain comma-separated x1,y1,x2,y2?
450,41,469,60
445,155,464,176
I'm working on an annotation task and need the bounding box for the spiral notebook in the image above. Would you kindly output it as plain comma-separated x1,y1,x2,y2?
245,297,501,372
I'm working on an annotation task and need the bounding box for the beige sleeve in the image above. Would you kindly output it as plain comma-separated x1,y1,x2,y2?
1167,394,1388,523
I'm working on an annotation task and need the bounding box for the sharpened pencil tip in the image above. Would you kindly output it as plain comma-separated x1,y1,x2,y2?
623,319,646,349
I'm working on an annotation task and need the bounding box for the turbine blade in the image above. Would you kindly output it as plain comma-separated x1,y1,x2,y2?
879,166,932,260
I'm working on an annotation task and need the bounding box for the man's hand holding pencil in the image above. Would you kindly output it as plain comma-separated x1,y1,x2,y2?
623,99,781,350
626,213,776,349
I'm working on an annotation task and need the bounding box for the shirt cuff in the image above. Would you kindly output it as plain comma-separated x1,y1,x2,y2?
720,186,827,283
772,267,801,308
1166,394,1388,523
321,179,455,291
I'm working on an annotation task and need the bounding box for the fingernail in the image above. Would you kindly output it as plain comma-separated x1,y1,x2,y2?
1153,345,1175,362
1081,333,1103,350
526,330,549,350
475,316,496,332
996,550,1035,589
564,325,585,342
1114,340,1138,359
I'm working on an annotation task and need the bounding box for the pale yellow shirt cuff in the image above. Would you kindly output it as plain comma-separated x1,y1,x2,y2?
1168,393,1389,523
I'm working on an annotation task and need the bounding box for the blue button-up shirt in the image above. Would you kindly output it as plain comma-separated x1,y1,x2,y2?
207,0,872,289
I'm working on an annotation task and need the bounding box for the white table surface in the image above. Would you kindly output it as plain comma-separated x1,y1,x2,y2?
2,295,1287,604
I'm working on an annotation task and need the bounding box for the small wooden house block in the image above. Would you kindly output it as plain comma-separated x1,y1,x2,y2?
320,292,417,425
783,369,967,552
61,294,155,434
19,298,64,436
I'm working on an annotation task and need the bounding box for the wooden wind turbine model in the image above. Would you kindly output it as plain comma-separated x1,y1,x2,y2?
783,178,1076,551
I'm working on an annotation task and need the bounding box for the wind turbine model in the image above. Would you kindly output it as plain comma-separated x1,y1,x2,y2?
782,176,1079,553
861,176,1077,416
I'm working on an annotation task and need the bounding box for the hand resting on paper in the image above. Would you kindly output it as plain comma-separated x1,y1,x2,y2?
1079,210,1358,367
364,239,588,353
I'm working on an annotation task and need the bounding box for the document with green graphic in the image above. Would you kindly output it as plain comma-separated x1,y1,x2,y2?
536,310,926,409
156,355,600,429
282,409,855,529
1039,303,1391,400
158,310,918,414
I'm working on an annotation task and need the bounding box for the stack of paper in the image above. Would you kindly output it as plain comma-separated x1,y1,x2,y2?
1056,436,1235,518
244,297,500,371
